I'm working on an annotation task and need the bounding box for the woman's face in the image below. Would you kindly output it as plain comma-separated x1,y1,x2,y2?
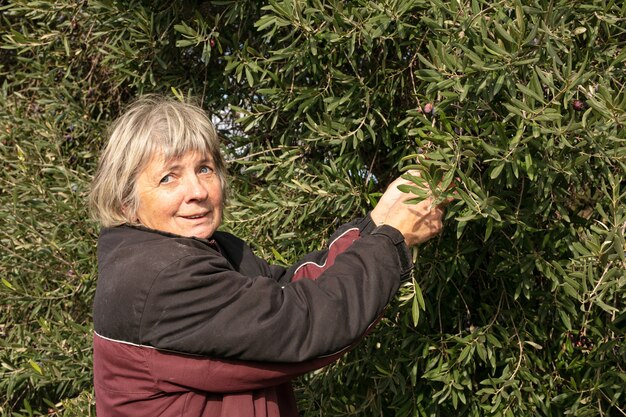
134,151,223,239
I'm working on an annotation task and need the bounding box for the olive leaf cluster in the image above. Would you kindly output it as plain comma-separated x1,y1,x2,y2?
221,0,626,416
1,0,624,416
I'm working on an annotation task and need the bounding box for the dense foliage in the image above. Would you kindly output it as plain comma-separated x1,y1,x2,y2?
1,0,624,416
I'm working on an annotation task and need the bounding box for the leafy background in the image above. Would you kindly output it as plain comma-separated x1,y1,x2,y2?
1,0,624,416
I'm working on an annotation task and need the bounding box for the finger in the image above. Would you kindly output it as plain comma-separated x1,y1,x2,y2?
429,205,446,221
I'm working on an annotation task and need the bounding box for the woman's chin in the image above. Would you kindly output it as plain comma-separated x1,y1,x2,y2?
180,221,218,239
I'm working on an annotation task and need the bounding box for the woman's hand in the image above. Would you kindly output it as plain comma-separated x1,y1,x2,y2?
370,173,415,226
371,172,450,247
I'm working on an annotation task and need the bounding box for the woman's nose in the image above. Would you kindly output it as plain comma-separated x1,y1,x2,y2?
184,175,209,202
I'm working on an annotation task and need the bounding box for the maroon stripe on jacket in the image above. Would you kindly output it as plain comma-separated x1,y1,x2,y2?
291,228,360,282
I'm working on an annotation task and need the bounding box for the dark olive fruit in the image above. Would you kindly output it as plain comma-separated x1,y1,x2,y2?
572,99,585,111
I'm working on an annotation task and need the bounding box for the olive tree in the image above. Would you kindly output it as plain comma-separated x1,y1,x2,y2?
219,1,626,416
1,0,624,416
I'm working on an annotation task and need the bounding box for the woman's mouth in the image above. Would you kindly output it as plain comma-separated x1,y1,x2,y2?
182,212,208,220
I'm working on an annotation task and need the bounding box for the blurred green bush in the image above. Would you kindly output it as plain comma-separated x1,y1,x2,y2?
1,0,624,416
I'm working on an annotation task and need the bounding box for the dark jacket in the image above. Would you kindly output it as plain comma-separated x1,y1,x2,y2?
93,216,412,416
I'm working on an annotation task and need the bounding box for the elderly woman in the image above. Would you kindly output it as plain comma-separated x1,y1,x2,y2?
90,95,447,417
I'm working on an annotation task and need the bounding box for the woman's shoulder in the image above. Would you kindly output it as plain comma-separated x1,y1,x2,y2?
98,225,224,271
101,224,221,250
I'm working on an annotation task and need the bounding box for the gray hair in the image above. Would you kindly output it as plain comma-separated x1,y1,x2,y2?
89,95,227,227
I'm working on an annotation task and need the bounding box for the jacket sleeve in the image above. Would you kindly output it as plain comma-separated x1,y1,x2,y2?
279,214,379,284
219,214,380,286
139,224,412,363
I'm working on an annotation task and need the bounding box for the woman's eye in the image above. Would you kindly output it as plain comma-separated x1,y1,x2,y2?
199,166,214,174
159,174,172,184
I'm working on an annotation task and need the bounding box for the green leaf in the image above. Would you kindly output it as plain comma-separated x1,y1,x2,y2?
489,163,505,179
28,360,43,375
173,23,197,37
411,295,420,327
1,278,15,290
